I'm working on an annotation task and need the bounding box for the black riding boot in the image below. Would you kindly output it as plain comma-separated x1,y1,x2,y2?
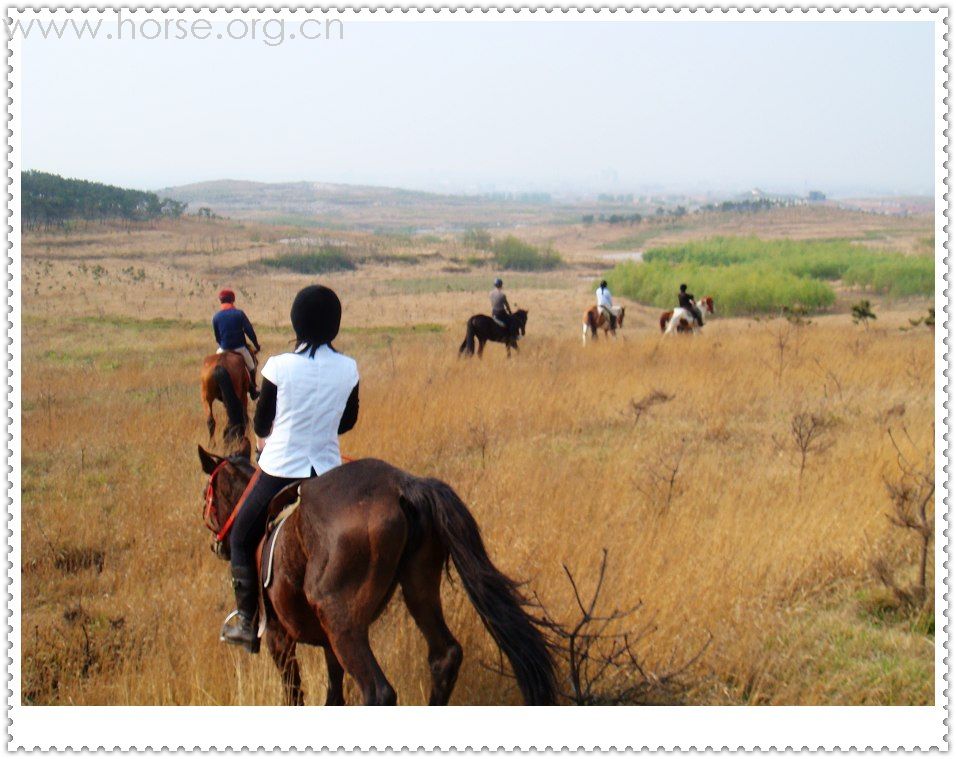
249,368,260,401
220,564,260,654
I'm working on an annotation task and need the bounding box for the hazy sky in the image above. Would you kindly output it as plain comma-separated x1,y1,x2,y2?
21,18,936,196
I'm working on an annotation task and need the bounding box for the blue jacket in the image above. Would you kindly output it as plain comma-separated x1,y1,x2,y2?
213,306,259,351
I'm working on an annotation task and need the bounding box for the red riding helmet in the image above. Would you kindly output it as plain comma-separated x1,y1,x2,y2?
218,288,236,304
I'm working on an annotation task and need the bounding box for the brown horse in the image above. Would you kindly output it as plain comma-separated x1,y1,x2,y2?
200,350,251,443
582,305,625,345
660,296,714,335
197,446,557,706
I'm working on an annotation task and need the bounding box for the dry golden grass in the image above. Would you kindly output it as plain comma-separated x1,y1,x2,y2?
20,308,934,706
19,212,935,706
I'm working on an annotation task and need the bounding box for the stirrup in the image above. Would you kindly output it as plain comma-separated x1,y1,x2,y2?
220,610,260,654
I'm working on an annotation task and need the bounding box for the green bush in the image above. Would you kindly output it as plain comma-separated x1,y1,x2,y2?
606,261,835,316
843,257,935,297
261,245,356,274
492,236,562,271
609,236,933,314
642,237,933,295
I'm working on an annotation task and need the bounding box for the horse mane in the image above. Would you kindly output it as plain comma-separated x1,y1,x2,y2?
228,453,253,467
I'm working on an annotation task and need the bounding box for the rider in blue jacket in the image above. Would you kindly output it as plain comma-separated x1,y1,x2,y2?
213,289,261,399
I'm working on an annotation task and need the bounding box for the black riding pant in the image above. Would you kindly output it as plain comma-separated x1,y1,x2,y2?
229,469,299,573
493,311,516,337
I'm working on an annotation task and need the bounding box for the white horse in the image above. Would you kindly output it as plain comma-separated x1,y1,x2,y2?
660,296,714,335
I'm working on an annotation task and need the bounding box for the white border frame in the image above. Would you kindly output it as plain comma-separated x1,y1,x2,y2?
4,8,948,750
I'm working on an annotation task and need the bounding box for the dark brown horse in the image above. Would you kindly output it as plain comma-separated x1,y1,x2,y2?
582,305,626,345
198,446,557,706
458,309,528,358
200,351,252,443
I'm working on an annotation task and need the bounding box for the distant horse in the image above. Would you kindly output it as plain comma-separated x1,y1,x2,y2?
198,446,557,706
459,309,528,358
200,350,253,443
660,297,714,335
582,305,626,345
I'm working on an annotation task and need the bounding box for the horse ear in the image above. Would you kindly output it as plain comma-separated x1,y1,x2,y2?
198,445,223,474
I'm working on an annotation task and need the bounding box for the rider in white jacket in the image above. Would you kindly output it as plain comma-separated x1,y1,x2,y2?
596,281,616,329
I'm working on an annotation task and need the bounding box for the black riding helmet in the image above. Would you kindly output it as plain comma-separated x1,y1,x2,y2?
680,283,688,292
600,280,608,288
291,285,341,357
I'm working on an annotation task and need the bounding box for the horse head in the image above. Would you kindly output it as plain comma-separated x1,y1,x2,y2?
616,306,625,328
513,309,528,336
198,441,254,560
700,296,715,314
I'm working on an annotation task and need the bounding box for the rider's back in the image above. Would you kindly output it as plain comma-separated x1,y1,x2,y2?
258,346,359,479
489,288,508,314
213,307,252,350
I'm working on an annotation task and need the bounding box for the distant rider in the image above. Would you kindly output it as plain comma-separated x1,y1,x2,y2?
220,284,360,653
213,289,261,400
678,283,704,328
490,278,517,339
596,280,616,329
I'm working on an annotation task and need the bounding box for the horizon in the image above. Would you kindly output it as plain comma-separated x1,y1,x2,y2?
21,18,936,197
19,170,935,203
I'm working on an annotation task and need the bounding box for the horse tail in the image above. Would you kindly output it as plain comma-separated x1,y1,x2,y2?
660,311,670,333
401,476,557,705
588,309,599,338
213,364,245,438
459,320,476,356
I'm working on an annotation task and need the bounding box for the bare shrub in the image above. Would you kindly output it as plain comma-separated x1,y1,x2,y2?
774,411,835,482
873,427,934,610
812,358,844,402
759,320,807,383
635,438,687,513
489,550,712,705
851,299,877,329
627,390,674,426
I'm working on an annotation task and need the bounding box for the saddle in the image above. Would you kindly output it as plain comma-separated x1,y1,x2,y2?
253,481,303,638
492,315,507,328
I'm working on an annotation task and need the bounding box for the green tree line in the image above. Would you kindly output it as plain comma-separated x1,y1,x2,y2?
22,171,187,227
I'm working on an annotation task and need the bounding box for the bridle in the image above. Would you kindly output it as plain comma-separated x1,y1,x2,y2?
202,458,251,551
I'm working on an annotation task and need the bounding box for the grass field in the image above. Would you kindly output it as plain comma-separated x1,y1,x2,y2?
607,237,934,315
19,209,936,706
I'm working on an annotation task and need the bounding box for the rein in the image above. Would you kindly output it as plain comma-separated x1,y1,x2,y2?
203,453,357,546
203,459,241,542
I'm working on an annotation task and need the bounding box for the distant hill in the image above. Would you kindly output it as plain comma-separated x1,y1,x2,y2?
22,171,187,227
156,179,453,217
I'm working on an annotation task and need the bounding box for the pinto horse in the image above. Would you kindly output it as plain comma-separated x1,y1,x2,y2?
458,309,528,358
660,296,714,335
197,446,557,706
200,350,252,443
582,305,625,345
